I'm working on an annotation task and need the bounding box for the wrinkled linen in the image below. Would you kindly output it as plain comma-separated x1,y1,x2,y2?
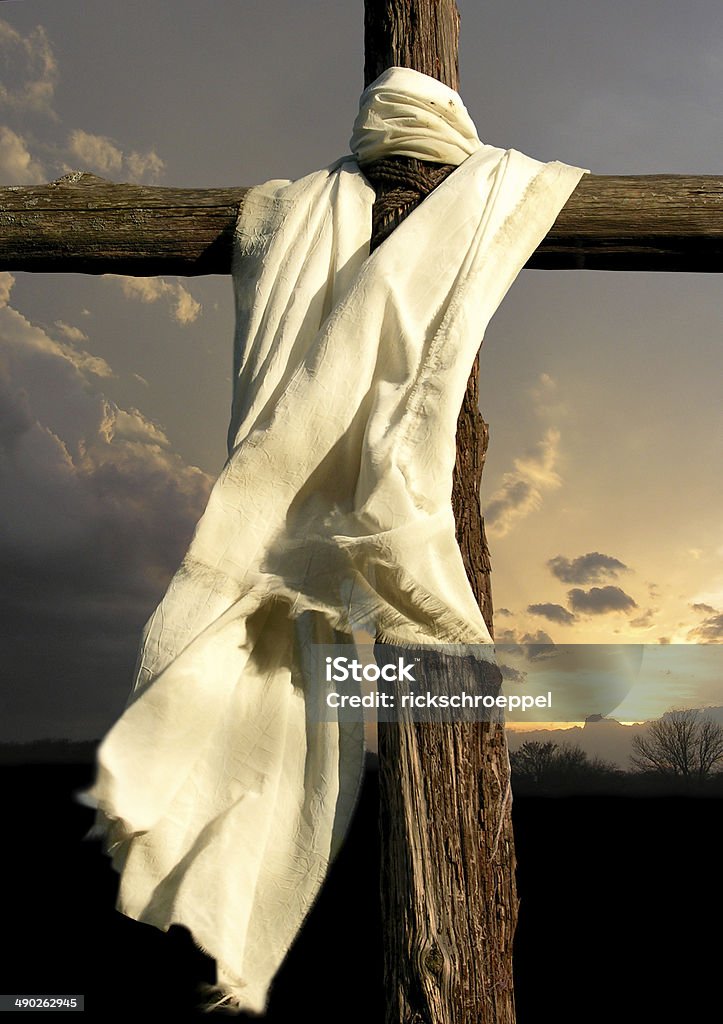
76,68,587,1014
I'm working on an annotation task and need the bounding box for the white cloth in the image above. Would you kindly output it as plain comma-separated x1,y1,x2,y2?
350,66,481,165
76,67,587,1015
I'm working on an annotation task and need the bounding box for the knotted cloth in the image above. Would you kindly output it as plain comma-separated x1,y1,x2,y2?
76,68,587,1014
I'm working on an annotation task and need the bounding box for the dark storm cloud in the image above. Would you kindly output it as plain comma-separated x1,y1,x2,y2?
498,663,527,684
494,627,520,645
493,628,556,662
567,586,638,615
691,602,717,615
0,274,212,741
519,630,556,661
527,602,577,625
547,552,629,585
520,630,554,645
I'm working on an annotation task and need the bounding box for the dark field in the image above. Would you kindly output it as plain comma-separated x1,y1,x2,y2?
1,762,718,1021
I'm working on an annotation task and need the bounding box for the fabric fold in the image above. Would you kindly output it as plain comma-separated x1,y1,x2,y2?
76,66,588,1015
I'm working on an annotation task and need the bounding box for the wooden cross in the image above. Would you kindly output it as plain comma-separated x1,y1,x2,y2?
2,3,721,1023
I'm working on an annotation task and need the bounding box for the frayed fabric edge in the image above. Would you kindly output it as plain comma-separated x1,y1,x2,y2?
195,981,266,1017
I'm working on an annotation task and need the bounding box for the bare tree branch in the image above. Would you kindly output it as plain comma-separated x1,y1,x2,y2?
630,709,723,782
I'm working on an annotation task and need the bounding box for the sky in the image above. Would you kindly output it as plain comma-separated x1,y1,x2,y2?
0,0,721,742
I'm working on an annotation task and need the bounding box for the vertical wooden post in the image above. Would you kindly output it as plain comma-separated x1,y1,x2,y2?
365,3,519,1022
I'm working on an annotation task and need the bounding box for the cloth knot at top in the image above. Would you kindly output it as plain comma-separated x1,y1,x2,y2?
350,66,482,166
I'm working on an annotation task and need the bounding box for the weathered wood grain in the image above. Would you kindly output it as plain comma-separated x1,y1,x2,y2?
364,0,460,89
530,173,723,271
2,172,721,275
367,2,518,1023
0,172,248,275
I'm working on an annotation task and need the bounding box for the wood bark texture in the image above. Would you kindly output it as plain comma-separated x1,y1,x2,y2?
364,0,460,87
366,2,517,1022
0,173,248,275
377,698,517,1024
2,173,721,275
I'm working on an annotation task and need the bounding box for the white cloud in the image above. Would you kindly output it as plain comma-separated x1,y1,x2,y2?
173,286,203,324
112,275,202,325
0,125,46,183
0,281,215,740
529,372,557,408
0,292,113,385
0,271,14,307
66,129,165,183
107,406,170,448
54,320,88,344
0,278,211,577
0,21,163,185
68,129,123,175
0,19,58,118
126,149,166,182
528,371,569,422
484,428,562,537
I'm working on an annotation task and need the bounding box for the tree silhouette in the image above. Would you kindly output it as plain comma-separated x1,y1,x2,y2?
630,709,723,784
510,741,558,785
510,741,620,792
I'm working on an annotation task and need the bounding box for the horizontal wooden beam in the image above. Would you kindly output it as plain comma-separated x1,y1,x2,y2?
1,171,722,275
0,173,249,277
529,173,723,272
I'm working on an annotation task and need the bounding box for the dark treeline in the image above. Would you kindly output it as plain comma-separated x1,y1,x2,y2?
510,737,723,796
7,705,723,797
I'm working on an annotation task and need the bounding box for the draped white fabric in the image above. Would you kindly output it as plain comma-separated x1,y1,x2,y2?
350,65,481,164
76,68,587,1014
